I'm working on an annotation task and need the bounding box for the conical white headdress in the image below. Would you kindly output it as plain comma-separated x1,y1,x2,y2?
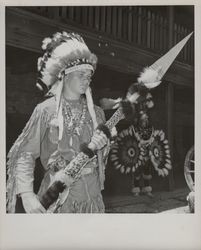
137,32,193,89
101,32,193,111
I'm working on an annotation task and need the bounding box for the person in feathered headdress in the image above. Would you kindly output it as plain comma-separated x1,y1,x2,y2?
108,32,193,197
6,31,109,213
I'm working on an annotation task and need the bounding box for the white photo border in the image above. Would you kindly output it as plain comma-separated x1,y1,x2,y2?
0,1,201,250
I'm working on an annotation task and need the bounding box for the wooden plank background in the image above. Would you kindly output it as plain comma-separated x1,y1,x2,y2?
6,7,194,87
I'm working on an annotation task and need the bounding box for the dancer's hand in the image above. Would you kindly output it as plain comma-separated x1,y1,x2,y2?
88,129,108,151
53,169,74,187
21,192,46,213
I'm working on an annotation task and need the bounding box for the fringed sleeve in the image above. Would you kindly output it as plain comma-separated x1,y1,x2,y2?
95,106,111,190
6,104,49,213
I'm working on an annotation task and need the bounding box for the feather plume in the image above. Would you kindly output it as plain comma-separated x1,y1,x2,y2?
137,67,161,89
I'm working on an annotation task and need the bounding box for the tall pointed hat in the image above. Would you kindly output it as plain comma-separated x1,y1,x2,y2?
137,32,193,89
100,32,193,110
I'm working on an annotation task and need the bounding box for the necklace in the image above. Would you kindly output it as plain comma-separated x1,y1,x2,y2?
62,96,87,137
136,126,153,141
134,125,154,151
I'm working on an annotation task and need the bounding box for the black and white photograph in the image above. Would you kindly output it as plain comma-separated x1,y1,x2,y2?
5,5,194,214
1,1,201,250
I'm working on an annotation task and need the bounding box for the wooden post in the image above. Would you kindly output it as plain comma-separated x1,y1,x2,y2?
75,7,81,23
82,7,88,26
128,6,132,42
181,26,185,60
53,7,60,20
184,28,188,62
177,25,182,61
100,6,106,33
117,7,122,39
159,16,163,51
174,23,177,45
163,19,168,51
137,7,142,45
141,8,146,46
112,6,117,37
61,7,67,19
95,7,100,30
132,7,138,43
88,7,93,28
147,10,151,48
155,14,160,50
166,6,175,191
69,7,74,20
151,12,155,49
106,6,112,34
168,7,174,46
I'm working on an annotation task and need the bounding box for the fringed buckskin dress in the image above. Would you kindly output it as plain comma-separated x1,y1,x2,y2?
7,96,109,213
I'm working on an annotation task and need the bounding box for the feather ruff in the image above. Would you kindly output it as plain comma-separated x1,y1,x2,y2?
137,67,161,89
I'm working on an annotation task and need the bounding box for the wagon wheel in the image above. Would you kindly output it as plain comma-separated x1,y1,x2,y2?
184,146,194,192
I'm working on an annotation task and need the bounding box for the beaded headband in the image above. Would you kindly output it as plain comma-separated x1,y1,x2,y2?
63,64,94,76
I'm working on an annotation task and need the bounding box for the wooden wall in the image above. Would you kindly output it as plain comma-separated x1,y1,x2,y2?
22,6,194,66
6,7,194,87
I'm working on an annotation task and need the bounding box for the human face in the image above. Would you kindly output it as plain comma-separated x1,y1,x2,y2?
146,93,154,108
140,113,149,128
64,69,92,96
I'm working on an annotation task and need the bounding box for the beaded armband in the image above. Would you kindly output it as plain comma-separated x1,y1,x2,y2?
48,152,90,180
64,152,90,179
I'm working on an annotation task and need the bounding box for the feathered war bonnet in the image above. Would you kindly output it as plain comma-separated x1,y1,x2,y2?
36,31,98,140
